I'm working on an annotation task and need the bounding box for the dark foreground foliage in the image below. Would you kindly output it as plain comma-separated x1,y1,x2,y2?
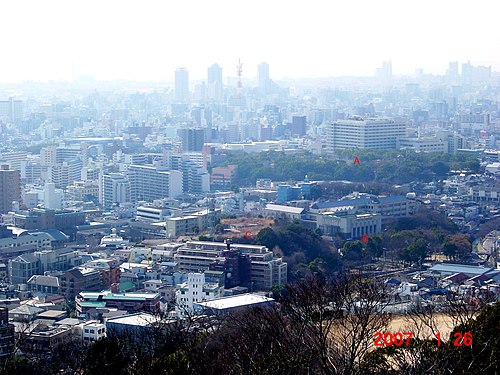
3,275,500,375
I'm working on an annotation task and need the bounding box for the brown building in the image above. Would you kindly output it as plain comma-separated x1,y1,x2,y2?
0,164,20,214
60,267,103,300
210,164,237,187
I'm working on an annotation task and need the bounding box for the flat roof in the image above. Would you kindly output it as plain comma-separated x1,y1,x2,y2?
196,293,274,311
80,291,160,301
37,310,66,318
106,313,174,327
265,204,304,214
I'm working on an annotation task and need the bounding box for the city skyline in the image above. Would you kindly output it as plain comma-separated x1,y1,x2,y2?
0,0,498,82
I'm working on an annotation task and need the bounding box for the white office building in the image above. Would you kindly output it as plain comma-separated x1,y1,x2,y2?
326,117,406,152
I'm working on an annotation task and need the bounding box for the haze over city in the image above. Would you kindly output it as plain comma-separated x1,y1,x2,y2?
0,1,500,374
1,0,498,82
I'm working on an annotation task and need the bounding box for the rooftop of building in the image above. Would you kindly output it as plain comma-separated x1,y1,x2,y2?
265,204,305,214
79,291,160,301
106,312,173,327
195,293,274,311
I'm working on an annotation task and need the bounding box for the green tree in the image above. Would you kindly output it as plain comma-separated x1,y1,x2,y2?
399,238,428,263
365,236,383,258
442,241,458,260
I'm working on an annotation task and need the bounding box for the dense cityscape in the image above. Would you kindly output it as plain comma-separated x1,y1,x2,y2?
0,1,499,374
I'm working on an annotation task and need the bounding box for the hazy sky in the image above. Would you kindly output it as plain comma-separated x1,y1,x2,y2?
1,0,498,82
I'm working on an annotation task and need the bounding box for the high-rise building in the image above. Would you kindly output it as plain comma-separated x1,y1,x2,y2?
128,165,183,202
171,154,210,193
376,61,392,86
446,61,459,84
291,115,307,136
326,118,406,152
175,68,189,103
207,63,223,101
100,173,131,209
178,128,206,152
258,62,270,95
0,97,24,124
0,164,20,214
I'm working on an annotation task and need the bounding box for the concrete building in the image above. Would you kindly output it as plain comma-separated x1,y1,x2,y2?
194,293,275,316
128,165,183,202
76,291,160,317
0,97,23,124
82,321,106,342
397,137,448,153
0,151,28,171
175,68,189,103
0,164,20,214
258,62,271,96
60,267,104,300
27,275,60,295
326,117,406,152
265,204,304,221
48,159,83,189
178,128,206,152
164,209,216,237
175,272,223,317
101,173,131,209
9,253,41,285
207,63,223,102
171,153,210,193
174,241,287,290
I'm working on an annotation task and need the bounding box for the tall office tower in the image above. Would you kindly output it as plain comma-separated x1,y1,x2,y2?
0,164,20,214
178,128,207,152
100,173,131,209
0,97,24,124
291,115,307,136
461,61,474,86
128,165,183,202
175,68,189,103
258,62,271,95
326,118,406,153
376,61,392,86
446,61,459,84
207,63,223,101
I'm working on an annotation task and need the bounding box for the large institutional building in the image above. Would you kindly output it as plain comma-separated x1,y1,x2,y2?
326,117,406,152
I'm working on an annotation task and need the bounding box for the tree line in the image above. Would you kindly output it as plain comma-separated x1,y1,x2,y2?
214,149,480,187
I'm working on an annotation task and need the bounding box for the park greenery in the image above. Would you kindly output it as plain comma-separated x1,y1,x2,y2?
215,149,481,187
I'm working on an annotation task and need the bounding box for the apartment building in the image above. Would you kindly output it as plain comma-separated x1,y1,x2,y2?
174,241,287,290
128,165,183,202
